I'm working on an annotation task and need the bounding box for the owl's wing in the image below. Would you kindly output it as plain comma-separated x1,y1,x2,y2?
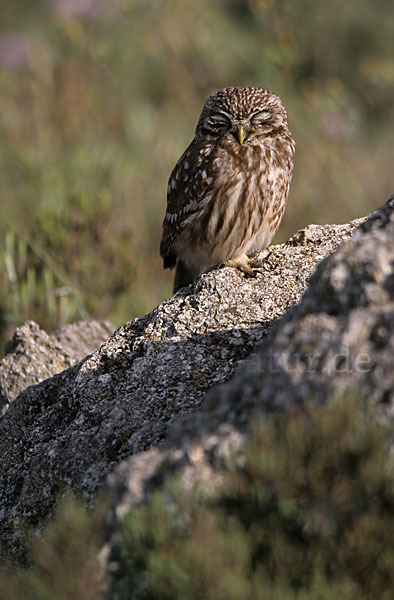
160,139,215,269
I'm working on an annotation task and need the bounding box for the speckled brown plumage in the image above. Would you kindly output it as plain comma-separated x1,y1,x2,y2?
160,86,295,293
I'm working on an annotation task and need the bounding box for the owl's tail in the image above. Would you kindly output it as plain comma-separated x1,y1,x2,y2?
173,260,201,294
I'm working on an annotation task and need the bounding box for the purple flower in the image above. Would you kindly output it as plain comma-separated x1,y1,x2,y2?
54,0,109,19
0,32,29,70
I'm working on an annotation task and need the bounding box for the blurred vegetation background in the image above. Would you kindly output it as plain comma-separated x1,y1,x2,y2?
0,0,393,352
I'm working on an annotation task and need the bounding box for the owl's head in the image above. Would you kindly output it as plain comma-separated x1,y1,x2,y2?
195,86,289,145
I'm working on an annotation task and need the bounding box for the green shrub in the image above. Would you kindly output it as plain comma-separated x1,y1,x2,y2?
111,397,394,599
1,398,393,599
0,496,105,600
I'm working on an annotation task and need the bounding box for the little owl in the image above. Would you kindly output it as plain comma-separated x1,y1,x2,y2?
160,86,295,293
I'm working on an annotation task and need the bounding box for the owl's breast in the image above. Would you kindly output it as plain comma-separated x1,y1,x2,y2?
173,138,293,270
199,142,292,260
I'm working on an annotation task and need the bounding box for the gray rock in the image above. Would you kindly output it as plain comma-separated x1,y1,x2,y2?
209,193,394,419
52,320,115,363
0,200,382,561
0,320,114,416
106,195,394,534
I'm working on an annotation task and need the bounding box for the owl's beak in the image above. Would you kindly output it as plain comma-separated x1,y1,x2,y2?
237,125,247,145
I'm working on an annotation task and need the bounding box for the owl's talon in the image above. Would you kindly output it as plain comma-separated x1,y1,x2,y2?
224,255,260,278
248,250,277,272
247,258,264,268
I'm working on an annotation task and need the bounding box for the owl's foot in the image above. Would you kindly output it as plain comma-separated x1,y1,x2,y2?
223,254,261,278
249,250,277,271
